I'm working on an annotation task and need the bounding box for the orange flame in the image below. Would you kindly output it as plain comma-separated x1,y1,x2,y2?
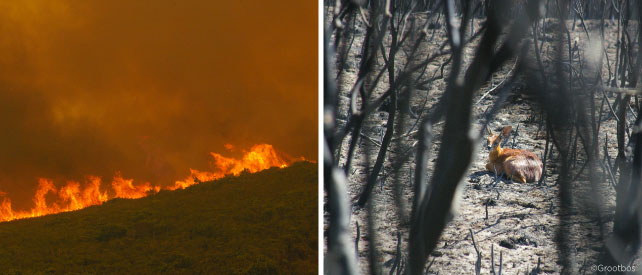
0,144,292,223
111,173,160,199
170,144,289,190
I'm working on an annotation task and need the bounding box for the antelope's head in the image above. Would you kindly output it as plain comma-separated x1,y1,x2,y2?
487,126,512,159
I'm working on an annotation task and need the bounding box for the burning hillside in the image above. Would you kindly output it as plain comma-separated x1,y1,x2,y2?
0,161,317,274
0,144,293,222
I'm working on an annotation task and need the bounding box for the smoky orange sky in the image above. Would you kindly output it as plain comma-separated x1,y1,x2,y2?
0,1,317,209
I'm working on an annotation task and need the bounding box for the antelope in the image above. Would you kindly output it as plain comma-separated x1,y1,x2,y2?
485,126,543,183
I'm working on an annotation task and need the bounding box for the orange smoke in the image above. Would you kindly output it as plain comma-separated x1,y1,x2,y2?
0,144,292,223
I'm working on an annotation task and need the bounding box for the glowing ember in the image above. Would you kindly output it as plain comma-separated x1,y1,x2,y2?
0,144,292,223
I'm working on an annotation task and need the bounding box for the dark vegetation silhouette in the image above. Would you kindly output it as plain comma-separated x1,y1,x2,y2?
324,0,642,273
0,162,317,274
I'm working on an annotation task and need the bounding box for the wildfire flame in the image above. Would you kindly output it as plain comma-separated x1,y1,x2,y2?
170,144,289,190
0,144,292,223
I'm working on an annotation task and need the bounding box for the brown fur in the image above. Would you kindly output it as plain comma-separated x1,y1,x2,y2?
485,126,543,183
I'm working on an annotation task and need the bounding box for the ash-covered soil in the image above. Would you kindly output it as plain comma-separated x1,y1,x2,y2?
326,12,634,274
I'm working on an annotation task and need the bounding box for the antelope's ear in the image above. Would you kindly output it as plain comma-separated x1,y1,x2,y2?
500,126,512,137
